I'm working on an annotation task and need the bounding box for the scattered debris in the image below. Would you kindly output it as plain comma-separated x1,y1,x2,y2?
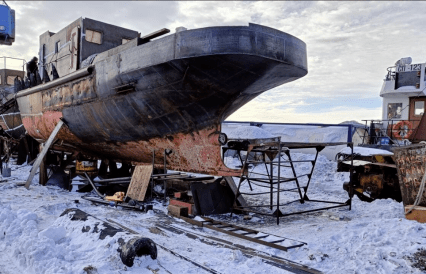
83,265,98,274
406,248,426,272
60,208,157,267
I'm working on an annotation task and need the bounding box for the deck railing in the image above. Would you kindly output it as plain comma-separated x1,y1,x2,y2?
361,119,419,146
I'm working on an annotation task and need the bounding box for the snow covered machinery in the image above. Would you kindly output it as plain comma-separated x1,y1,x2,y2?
338,57,426,202
0,1,15,46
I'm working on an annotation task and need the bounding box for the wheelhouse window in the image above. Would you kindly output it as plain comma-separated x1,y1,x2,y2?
6,76,15,85
388,103,402,119
85,29,102,44
55,41,60,53
415,101,424,116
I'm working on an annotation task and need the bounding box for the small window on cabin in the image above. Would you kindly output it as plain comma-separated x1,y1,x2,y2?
6,76,15,85
122,38,132,45
388,103,402,119
0,76,2,85
85,29,102,45
55,41,60,53
415,101,424,116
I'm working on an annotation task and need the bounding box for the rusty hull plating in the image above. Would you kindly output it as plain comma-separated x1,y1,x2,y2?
17,23,308,176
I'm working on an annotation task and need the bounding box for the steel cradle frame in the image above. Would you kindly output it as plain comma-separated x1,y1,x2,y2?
226,138,354,225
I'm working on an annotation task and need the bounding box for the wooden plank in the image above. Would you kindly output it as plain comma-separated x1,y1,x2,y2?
25,119,64,189
126,164,153,201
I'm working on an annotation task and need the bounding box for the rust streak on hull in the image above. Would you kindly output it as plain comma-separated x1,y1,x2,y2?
22,111,241,176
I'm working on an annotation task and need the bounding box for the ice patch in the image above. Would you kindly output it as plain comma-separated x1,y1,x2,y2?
38,226,67,243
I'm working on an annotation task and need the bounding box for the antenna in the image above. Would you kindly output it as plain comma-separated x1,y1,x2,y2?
2,0,8,7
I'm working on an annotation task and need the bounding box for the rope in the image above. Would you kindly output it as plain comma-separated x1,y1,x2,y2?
405,169,426,215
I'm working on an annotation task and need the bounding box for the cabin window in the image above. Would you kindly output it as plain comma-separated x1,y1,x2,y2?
6,76,15,85
85,29,102,44
55,41,60,53
415,101,424,116
388,103,402,119
122,38,131,45
0,76,2,85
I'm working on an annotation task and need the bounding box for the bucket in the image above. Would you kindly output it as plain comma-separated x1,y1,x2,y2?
2,163,11,177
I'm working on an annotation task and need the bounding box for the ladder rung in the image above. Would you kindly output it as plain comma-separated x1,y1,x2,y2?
254,235,269,239
241,231,256,235
269,239,285,244
216,225,232,229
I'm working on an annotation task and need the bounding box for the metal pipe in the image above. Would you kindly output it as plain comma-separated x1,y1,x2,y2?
15,66,94,99
95,176,131,183
84,172,105,198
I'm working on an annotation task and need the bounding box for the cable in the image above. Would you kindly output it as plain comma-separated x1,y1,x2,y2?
405,171,426,215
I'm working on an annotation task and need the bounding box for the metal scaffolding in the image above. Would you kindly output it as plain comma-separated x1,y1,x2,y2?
226,137,354,225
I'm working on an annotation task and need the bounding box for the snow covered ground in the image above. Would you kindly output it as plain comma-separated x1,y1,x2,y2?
0,152,425,273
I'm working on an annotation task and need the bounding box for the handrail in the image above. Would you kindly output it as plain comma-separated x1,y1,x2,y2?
0,56,26,71
360,119,421,145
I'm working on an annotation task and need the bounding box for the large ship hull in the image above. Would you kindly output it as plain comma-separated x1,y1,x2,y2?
16,23,307,176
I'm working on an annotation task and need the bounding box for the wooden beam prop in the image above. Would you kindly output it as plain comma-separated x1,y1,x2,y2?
24,119,64,189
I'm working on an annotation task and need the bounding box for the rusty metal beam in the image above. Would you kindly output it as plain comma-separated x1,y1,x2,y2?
15,66,94,99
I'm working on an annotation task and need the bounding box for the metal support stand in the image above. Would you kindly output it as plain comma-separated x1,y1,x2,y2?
228,140,353,224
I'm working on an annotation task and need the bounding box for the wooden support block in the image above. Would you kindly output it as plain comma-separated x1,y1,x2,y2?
169,198,195,215
168,204,188,217
39,155,47,186
405,205,426,223
126,164,153,201
39,145,47,186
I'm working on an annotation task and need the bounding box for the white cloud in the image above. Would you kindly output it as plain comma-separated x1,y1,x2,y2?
2,1,425,124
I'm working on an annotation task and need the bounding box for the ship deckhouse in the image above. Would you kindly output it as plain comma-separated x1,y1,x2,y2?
380,57,426,136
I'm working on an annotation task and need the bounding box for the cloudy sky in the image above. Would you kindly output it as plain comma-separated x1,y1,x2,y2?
2,1,426,124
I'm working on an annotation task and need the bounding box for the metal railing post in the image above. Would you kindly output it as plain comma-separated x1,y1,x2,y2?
347,125,353,143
